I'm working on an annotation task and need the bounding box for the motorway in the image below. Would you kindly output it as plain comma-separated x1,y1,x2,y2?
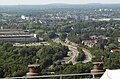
53,38,92,64
65,44,79,64
53,38,79,64
82,48,92,63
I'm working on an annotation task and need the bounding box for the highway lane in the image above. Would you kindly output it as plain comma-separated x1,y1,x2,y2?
82,48,92,63
53,38,79,64
53,38,92,64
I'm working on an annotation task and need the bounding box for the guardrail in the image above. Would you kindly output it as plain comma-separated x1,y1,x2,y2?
2,72,104,79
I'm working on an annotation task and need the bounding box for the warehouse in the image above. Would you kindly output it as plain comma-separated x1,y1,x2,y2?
0,29,41,42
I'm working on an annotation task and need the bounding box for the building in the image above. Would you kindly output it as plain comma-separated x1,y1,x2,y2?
0,29,29,35
82,40,98,48
111,49,120,53
0,34,40,43
0,29,42,43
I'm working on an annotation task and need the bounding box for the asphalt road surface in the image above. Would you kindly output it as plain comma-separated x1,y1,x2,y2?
53,38,92,64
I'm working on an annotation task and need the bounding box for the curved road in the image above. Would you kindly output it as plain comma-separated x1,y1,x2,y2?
65,45,79,65
53,38,92,64
82,48,92,63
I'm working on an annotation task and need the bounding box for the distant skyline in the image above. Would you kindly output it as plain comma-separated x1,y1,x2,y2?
0,0,120,5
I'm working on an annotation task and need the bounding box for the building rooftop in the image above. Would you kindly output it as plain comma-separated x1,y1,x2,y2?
111,49,120,53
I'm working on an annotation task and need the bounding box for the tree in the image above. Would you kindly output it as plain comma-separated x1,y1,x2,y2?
0,67,4,78
35,30,44,35
108,43,117,49
48,31,58,38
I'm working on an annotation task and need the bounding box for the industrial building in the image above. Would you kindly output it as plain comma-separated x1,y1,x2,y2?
0,29,42,43
0,29,30,35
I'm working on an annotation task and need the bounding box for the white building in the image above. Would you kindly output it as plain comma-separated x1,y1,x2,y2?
21,15,26,19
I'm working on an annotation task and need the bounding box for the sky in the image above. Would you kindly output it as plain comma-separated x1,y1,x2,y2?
0,0,120,5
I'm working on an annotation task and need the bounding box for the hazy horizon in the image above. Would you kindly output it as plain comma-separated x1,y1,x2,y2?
0,0,120,5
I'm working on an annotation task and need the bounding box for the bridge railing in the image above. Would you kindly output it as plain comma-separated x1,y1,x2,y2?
2,72,104,79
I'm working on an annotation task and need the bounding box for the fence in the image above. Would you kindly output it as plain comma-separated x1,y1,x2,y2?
2,72,104,79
